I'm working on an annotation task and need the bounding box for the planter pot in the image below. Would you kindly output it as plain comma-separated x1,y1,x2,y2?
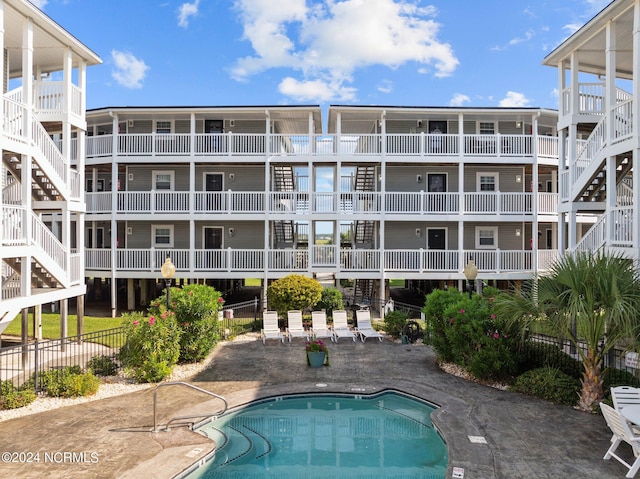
307,351,326,368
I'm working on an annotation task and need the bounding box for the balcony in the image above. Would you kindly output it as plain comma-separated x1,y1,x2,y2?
85,247,558,275
85,191,558,216
82,133,558,161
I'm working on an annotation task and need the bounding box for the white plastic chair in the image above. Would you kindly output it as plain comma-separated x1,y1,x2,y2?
355,309,383,343
311,311,333,341
600,402,640,478
612,386,640,411
331,310,356,342
261,311,284,344
286,310,309,342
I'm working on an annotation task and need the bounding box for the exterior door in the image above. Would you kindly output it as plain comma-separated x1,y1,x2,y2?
427,174,447,211
427,228,446,250
427,174,446,192
204,227,223,249
205,173,223,211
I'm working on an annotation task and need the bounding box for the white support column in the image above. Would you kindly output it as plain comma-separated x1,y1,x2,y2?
605,20,616,147
531,113,539,271
633,1,640,259
110,115,119,317
606,155,617,247
264,111,271,300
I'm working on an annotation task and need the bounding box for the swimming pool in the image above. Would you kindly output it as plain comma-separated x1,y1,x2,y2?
182,390,448,478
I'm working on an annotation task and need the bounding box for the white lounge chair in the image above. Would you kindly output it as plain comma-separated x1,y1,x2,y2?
311,311,333,341
613,386,640,411
261,311,284,344
331,310,356,342
600,402,640,478
355,309,383,343
286,310,309,342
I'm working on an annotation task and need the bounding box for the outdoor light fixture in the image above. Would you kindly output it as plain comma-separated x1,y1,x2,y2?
160,256,176,310
463,258,478,299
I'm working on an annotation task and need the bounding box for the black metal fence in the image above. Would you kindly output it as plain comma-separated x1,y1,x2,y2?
0,327,127,393
0,299,259,398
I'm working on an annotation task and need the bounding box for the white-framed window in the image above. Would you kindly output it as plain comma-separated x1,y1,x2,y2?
478,122,495,134
155,120,172,134
153,170,174,190
475,226,498,249
477,172,498,192
152,225,174,248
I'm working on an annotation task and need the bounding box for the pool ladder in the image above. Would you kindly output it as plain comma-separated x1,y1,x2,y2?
152,381,228,433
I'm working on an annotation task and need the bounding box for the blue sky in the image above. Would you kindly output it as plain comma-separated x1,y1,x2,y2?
34,0,612,111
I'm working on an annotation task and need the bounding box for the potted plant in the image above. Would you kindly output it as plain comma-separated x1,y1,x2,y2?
306,339,330,367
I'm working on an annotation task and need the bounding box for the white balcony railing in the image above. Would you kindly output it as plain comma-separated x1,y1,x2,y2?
88,191,556,216
84,133,557,160
86,247,558,274
86,191,555,216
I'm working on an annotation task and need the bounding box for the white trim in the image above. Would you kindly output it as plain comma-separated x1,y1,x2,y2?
203,172,225,191
152,224,174,248
475,226,498,249
154,119,173,134
476,172,499,192
153,170,174,191
426,227,448,249
203,226,224,249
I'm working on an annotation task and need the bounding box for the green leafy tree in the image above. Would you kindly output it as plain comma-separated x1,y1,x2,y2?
267,275,323,314
150,284,223,363
495,251,640,411
316,287,344,317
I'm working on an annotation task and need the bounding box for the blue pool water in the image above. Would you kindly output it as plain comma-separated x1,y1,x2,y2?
184,390,448,479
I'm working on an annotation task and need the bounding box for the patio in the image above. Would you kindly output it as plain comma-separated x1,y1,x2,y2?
0,335,625,478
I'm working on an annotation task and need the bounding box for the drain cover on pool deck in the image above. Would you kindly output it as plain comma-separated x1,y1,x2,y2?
468,435,487,444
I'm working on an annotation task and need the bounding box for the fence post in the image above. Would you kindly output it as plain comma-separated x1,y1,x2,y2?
34,339,39,394
253,296,259,331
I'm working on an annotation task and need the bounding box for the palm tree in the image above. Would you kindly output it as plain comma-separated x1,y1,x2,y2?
495,251,640,412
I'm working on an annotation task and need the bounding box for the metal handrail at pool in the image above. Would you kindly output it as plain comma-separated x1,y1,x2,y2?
152,381,228,433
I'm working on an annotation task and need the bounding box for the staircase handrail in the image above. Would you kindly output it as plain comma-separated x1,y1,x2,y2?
31,120,67,185
574,214,606,253
31,211,66,270
572,116,606,184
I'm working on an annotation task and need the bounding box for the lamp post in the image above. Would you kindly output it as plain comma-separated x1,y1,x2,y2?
160,256,176,310
463,259,478,299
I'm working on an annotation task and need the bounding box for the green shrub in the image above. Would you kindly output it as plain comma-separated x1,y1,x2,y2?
87,355,118,376
517,341,583,379
383,311,410,339
150,284,222,363
267,275,323,315
603,367,640,391
39,366,100,398
119,311,181,382
0,380,36,410
423,288,465,362
511,367,580,406
316,287,344,317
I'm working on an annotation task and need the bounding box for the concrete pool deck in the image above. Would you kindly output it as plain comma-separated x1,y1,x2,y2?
0,334,627,478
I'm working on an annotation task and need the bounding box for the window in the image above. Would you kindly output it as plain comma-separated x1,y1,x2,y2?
155,121,172,134
153,170,174,190
477,172,498,192
479,122,495,134
476,226,498,249
152,225,174,247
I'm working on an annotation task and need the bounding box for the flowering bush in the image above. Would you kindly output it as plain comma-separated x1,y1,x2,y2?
305,339,330,366
119,311,181,383
149,284,223,363
425,287,519,381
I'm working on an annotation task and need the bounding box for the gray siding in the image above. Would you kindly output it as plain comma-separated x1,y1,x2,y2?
126,166,190,191
195,166,265,191
194,221,264,249
385,166,459,192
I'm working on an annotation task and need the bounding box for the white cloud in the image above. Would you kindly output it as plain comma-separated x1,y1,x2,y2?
111,50,149,89
178,0,201,28
498,91,531,107
377,80,393,94
278,77,356,102
231,0,458,102
449,93,470,107
30,0,47,8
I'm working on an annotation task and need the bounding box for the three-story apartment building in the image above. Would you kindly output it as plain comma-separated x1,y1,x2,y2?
543,0,639,260
0,0,101,334
83,105,561,315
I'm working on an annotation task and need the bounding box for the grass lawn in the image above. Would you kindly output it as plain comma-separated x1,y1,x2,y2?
2,313,123,340
389,279,405,287
245,278,261,287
